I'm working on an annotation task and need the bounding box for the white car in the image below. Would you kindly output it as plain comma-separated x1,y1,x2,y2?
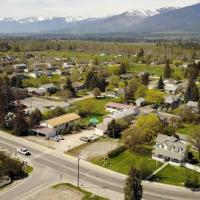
17,147,31,156
49,136,60,142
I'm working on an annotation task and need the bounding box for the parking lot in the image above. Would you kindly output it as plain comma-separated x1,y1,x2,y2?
20,97,69,113
25,129,97,153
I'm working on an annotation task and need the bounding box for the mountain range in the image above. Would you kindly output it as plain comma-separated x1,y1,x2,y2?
0,4,199,35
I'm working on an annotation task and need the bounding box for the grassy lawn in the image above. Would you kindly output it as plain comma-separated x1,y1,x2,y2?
156,165,200,186
129,64,164,76
129,63,184,78
72,97,120,116
52,183,108,200
177,124,200,136
91,149,162,176
22,74,62,87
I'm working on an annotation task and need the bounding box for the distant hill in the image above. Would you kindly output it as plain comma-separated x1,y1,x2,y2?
2,5,200,36
0,7,176,34
129,3,200,33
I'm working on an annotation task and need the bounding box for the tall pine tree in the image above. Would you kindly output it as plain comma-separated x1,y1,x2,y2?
185,81,199,102
124,167,143,200
163,59,171,79
157,76,164,90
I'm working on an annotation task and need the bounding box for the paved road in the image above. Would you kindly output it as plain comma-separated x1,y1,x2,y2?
0,132,200,200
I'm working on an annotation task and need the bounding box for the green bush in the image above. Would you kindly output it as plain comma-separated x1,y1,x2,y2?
184,172,200,188
107,146,126,158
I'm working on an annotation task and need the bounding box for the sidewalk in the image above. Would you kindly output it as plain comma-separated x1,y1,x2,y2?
147,162,168,180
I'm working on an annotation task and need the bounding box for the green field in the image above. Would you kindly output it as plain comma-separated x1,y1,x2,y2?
22,74,62,87
72,97,119,116
91,148,200,186
91,149,161,176
177,124,200,136
129,64,164,76
129,63,185,79
156,165,200,186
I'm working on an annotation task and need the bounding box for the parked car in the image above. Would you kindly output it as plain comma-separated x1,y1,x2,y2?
57,135,64,140
17,147,31,156
88,135,99,142
49,136,60,142
80,136,90,142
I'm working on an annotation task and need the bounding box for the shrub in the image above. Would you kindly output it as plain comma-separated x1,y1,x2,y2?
184,171,200,188
107,146,126,158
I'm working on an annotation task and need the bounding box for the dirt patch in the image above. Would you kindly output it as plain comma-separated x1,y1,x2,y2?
27,185,84,200
79,139,119,160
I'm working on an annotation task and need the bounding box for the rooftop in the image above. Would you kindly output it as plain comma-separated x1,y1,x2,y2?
106,102,134,110
46,113,80,127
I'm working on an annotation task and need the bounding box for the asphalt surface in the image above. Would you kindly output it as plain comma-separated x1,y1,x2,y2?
0,132,200,200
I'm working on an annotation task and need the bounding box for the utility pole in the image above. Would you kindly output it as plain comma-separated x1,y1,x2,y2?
77,152,80,188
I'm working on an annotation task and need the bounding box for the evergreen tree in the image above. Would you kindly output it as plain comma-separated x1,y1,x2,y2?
124,167,143,200
30,108,43,128
94,57,99,65
185,81,199,102
13,111,29,136
107,120,121,138
138,48,144,58
163,59,171,79
157,76,164,90
64,77,76,97
141,73,149,86
119,62,127,74
187,63,199,81
0,76,11,127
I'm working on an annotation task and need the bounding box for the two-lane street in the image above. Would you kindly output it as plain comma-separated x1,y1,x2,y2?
1,131,200,200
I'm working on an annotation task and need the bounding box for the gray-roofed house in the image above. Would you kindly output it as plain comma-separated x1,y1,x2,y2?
186,101,199,113
152,134,188,166
135,98,145,107
164,95,180,108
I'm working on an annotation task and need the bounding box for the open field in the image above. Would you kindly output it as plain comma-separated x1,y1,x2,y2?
91,146,162,176
156,165,200,186
177,124,200,136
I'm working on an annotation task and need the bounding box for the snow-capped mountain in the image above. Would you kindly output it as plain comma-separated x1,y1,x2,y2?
123,9,158,17
3,6,198,35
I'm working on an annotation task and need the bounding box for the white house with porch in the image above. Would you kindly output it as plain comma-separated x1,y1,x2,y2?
152,134,188,166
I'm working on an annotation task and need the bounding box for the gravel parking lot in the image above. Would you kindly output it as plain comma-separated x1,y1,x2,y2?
20,97,69,112
25,129,96,152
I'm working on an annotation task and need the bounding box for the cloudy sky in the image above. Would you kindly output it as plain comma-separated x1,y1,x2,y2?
0,0,199,19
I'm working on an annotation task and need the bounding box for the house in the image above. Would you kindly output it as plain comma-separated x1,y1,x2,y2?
106,102,134,113
11,87,28,100
164,80,178,94
95,123,108,136
72,82,85,91
186,101,199,113
39,83,58,94
27,87,46,96
105,91,118,98
63,62,75,69
120,73,134,80
104,107,139,124
34,113,80,138
164,95,180,109
152,134,188,166
135,98,145,107
13,64,27,72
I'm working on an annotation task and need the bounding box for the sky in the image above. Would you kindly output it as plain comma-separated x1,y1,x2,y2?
0,0,200,19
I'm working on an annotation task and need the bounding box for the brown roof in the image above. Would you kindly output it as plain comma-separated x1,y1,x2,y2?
106,102,134,110
46,113,80,127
